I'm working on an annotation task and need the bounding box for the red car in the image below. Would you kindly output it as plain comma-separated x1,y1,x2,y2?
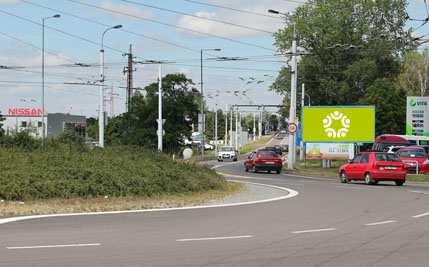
338,152,406,186
397,146,429,174
245,150,283,174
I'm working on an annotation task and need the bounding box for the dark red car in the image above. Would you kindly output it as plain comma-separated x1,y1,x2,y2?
245,150,283,174
338,152,406,186
397,146,429,174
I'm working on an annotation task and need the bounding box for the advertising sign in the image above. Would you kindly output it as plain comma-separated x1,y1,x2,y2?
302,106,375,143
6,108,43,117
306,143,354,160
406,96,429,136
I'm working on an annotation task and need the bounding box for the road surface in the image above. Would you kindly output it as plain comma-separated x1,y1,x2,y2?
1,161,429,266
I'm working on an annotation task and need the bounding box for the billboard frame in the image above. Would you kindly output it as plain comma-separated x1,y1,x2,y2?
302,105,376,143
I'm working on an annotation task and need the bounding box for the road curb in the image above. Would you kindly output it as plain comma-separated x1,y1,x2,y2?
0,180,298,226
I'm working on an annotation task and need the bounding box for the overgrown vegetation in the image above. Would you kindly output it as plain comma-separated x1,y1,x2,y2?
0,132,226,201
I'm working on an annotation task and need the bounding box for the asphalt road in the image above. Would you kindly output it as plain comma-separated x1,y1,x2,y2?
1,161,429,267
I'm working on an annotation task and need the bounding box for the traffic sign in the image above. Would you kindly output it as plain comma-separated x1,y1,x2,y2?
288,123,297,134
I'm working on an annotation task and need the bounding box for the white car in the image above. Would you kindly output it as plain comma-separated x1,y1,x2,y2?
217,146,238,162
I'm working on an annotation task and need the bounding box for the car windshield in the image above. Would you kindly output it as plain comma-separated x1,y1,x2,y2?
220,147,234,152
398,149,427,158
375,153,401,162
258,151,277,158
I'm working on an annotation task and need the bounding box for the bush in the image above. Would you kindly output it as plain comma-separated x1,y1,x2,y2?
0,146,226,201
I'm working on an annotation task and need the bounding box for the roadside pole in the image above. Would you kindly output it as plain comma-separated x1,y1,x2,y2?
157,64,163,152
235,106,239,150
215,104,218,154
287,25,297,170
253,112,256,141
225,104,228,145
300,83,305,161
230,105,234,146
258,107,262,139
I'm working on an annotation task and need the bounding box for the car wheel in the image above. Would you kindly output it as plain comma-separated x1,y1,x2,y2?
276,169,281,174
395,180,404,186
253,166,258,173
233,158,238,162
340,171,348,183
365,173,375,185
245,167,249,172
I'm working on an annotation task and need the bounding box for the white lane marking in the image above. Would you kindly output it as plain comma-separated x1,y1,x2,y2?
335,185,376,191
6,243,100,250
413,212,429,218
364,220,397,226
408,190,429,195
177,235,252,242
292,228,336,234
0,180,298,225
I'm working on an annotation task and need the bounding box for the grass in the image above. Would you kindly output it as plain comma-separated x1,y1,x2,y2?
239,135,273,154
285,159,345,178
0,181,245,217
405,174,429,183
0,146,226,201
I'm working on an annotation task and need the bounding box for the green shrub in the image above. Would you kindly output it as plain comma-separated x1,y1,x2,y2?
0,146,225,201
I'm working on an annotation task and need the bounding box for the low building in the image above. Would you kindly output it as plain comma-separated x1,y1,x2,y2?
47,113,86,138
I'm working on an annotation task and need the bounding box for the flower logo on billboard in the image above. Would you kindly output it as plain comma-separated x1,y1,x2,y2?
322,111,350,138
410,98,417,107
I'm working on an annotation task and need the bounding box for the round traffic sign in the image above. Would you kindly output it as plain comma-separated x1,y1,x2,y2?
288,123,297,134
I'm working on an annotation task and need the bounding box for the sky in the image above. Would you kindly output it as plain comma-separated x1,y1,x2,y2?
0,0,428,120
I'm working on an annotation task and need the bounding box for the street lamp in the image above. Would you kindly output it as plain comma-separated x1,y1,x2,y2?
200,48,221,159
42,14,60,147
99,24,122,148
268,9,297,169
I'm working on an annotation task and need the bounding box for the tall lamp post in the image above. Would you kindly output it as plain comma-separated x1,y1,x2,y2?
99,25,122,148
200,48,221,159
42,14,60,146
269,9,297,169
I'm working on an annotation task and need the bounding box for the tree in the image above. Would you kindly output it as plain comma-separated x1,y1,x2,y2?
271,0,413,133
360,79,406,135
397,49,429,96
106,73,200,150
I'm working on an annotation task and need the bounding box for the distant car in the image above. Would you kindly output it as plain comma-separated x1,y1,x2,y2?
338,152,406,186
244,150,282,174
396,146,429,174
204,143,214,150
217,146,238,162
264,146,283,156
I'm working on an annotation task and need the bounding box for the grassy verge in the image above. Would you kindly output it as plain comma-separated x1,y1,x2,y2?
240,135,273,154
0,146,227,201
285,159,345,178
0,182,245,217
405,174,429,183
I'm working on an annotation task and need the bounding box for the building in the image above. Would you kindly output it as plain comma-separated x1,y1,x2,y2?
47,113,86,138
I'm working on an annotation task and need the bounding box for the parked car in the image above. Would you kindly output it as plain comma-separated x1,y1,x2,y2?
396,146,429,174
338,152,406,186
217,146,238,162
244,150,283,174
264,146,283,156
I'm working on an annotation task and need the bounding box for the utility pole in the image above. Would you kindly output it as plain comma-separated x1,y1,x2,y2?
157,64,163,152
225,104,228,145
258,107,262,139
288,24,298,169
123,44,135,112
253,112,256,141
235,106,239,150
215,105,218,153
230,105,233,146
300,83,305,161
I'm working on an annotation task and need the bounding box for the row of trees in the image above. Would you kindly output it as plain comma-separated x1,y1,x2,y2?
271,0,423,135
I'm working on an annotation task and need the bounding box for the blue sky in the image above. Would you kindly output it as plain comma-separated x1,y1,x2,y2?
0,0,427,120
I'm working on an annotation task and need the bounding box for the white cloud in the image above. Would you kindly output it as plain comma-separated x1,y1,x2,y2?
177,0,299,38
100,1,153,20
0,0,19,4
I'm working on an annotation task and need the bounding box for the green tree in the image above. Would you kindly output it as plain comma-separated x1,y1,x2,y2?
272,0,413,133
397,49,429,96
360,79,406,135
106,73,200,150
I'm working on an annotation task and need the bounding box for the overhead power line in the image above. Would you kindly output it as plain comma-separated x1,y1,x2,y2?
119,0,274,34
0,8,124,54
181,0,281,19
0,30,76,64
21,0,202,54
66,0,275,52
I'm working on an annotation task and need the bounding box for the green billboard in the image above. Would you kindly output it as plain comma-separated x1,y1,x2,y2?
302,106,375,143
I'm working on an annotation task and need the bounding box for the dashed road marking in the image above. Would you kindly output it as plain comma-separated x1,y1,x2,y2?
408,190,429,195
292,228,336,234
6,243,101,250
364,220,397,226
413,212,429,218
177,235,253,242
